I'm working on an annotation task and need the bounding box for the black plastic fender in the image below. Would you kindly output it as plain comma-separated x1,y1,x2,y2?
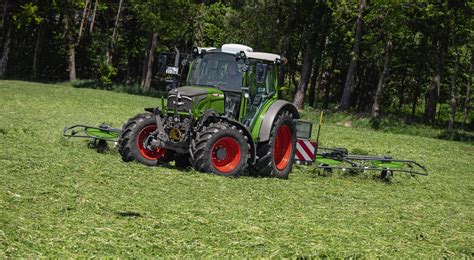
258,100,299,142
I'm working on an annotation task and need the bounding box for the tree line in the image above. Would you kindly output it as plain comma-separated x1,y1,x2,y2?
0,0,473,130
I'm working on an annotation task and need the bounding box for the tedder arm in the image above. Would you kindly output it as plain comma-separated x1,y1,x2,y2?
316,147,428,179
63,124,121,153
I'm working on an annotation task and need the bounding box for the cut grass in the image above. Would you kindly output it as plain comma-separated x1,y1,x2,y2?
0,80,473,257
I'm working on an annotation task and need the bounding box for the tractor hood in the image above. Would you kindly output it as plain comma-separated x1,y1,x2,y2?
168,86,223,97
167,86,225,115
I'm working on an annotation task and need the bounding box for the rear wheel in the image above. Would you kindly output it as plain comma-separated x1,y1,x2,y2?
190,122,249,177
250,111,296,179
118,113,171,166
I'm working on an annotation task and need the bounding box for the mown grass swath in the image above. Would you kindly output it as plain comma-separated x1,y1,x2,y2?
0,81,472,257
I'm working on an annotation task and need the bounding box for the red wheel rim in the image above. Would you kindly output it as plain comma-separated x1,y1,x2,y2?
136,125,165,161
211,137,241,174
273,125,293,171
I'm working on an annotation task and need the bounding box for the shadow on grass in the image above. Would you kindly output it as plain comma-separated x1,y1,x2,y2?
437,130,474,144
116,211,142,218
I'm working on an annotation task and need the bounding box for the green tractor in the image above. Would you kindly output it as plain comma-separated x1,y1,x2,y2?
118,44,313,178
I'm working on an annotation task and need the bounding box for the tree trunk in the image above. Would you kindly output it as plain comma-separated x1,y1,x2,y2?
63,11,77,81
77,0,90,44
89,0,98,33
323,54,338,109
193,4,205,46
398,70,408,109
0,0,7,30
308,62,319,108
411,95,418,117
411,74,422,117
0,24,11,78
32,24,43,79
278,44,290,95
461,50,473,130
141,32,158,90
308,32,328,108
293,39,314,110
340,0,366,111
448,52,460,130
68,44,76,81
107,0,124,64
424,39,446,122
371,39,392,118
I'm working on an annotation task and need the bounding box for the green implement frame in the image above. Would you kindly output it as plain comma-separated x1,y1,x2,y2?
316,147,428,180
63,124,121,153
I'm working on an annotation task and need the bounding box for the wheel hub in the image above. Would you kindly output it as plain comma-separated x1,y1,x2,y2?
137,125,165,160
211,137,241,174
215,146,227,161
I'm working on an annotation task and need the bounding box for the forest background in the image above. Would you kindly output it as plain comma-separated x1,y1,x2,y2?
0,0,473,131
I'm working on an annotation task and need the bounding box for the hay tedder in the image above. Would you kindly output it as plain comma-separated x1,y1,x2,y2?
64,44,427,180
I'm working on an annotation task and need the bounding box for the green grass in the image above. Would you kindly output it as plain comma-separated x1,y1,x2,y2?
0,80,473,257
301,109,474,144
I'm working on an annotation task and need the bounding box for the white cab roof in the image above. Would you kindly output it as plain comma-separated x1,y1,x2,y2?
217,43,280,62
221,44,253,54
246,52,281,62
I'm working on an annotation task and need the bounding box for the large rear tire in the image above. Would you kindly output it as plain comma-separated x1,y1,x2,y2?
118,113,171,166
190,122,249,177
249,111,296,179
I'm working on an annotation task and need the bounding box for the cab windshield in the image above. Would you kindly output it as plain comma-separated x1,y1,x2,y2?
187,53,243,92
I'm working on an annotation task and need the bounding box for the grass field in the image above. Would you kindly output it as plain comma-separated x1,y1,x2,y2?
0,80,473,257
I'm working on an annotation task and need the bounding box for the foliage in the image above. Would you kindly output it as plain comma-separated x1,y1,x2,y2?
0,1,472,129
98,62,117,87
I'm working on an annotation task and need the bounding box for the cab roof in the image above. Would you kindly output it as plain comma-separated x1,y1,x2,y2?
195,44,282,63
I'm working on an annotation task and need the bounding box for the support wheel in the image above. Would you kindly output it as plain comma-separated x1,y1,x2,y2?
118,113,171,166
190,122,249,177
249,111,296,179
381,170,393,181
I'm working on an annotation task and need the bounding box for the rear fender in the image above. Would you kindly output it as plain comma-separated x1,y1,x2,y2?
258,100,299,142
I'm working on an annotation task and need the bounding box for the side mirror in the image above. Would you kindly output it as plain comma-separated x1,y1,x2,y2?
255,63,267,84
276,57,287,65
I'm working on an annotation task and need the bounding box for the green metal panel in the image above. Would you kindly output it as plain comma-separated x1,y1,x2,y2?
316,158,344,165
193,87,225,117
249,97,277,139
195,94,224,116
85,128,119,139
164,86,225,118
371,161,404,169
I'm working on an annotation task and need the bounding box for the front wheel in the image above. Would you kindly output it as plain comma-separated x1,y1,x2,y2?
249,111,296,179
190,122,249,177
118,113,170,166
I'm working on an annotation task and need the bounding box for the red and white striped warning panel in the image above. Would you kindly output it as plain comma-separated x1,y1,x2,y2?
295,139,317,163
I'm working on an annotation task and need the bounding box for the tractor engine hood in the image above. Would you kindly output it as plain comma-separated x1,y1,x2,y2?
168,86,211,97
167,86,225,115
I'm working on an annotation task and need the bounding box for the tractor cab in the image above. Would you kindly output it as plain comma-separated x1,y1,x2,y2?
183,44,283,126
